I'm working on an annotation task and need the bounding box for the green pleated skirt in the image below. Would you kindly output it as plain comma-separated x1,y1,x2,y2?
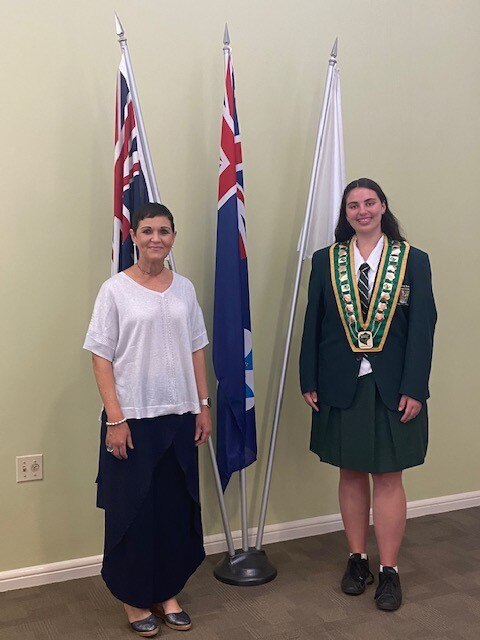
310,374,428,473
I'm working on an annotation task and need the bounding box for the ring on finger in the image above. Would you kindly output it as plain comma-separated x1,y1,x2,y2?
106,445,114,453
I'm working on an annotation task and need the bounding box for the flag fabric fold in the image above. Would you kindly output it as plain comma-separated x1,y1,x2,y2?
213,49,257,491
112,54,153,275
302,66,346,259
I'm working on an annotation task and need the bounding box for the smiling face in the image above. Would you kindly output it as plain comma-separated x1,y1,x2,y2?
345,187,386,236
130,215,176,263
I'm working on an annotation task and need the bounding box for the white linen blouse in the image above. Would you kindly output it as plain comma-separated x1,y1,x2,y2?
83,271,209,419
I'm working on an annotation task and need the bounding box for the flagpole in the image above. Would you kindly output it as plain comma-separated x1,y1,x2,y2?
222,25,250,557
208,439,236,556
114,13,234,557
212,25,276,585
255,40,338,551
240,470,248,551
115,13,176,272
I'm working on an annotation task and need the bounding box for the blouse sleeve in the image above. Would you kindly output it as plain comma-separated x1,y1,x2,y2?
189,284,209,352
83,282,119,362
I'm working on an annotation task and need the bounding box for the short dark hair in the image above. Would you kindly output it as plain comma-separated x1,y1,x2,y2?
131,202,175,233
334,178,406,242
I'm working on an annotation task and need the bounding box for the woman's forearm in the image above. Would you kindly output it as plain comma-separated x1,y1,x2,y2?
92,354,124,421
192,348,212,444
192,348,209,401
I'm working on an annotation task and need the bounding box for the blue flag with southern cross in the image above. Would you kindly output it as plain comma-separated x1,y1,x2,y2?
213,48,257,491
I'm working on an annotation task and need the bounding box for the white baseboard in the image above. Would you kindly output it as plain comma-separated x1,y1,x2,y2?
0,555,104,593
1,489,479,593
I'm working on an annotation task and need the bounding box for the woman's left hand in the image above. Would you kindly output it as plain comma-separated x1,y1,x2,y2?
195,408,212,446
398,395,422,423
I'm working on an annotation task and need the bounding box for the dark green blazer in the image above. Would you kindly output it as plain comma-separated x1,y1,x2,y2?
299,245,437,410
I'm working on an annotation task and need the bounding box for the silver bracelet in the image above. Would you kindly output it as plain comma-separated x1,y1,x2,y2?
105,418,127,426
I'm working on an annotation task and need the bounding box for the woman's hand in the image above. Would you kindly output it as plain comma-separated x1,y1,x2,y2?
105,422,134,460
303,391,319,412
398,395,422,423
195,408,212,446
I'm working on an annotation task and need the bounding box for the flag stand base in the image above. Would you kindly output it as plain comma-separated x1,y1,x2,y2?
213,548,277,586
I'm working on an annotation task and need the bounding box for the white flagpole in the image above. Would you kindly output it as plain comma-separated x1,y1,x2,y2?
255,40,339,550
114,14,235,557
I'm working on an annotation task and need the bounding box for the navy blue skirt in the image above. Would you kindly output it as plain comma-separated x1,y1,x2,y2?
96,412,205,608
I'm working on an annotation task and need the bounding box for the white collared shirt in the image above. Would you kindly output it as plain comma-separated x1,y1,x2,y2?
353,235,384,376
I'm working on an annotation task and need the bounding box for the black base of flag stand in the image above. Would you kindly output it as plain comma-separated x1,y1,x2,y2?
213,548,277,586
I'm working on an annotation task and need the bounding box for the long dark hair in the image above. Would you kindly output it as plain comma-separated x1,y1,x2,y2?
334,178,406,242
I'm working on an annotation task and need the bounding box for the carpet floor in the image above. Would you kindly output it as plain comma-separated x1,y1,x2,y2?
1,506,479,640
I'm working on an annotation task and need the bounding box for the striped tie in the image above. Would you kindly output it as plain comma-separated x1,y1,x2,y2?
358,263,370,321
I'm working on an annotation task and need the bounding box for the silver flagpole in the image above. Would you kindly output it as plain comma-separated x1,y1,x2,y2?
223,24,250,557
240,469,249,551
208,439,236,556
115,13,176,272
213,25,276,585
255,40,338,551
114,13,235,557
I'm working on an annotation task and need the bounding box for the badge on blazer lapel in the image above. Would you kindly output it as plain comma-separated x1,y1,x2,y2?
398,284,410,305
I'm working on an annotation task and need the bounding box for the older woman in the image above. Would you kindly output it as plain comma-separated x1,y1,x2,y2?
300,178,436,611
84,203,211,636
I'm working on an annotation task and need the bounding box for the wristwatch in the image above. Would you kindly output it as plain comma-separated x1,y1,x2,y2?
200,397,212,408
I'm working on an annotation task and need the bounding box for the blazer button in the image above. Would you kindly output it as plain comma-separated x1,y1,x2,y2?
355,356,362,361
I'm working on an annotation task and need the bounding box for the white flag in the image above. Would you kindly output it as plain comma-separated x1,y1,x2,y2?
302,67,345,259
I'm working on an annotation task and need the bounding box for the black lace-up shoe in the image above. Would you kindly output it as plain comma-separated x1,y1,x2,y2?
374,566,402,611
341,554,374,595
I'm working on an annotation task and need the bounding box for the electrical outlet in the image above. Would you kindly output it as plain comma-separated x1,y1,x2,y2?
16,454,43,482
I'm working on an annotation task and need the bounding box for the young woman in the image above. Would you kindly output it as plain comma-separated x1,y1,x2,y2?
84,203,211,636
300,178,436,611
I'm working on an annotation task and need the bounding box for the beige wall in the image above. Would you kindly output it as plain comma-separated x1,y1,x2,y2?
1,0,479,572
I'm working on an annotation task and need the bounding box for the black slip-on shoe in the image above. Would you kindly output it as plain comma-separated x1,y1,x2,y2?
341,553,374,595
374,566,402,611
152,606,192,631
129,613,160,637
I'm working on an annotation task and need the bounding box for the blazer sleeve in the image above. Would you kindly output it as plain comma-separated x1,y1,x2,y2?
399,250,437,403
299,249,326,393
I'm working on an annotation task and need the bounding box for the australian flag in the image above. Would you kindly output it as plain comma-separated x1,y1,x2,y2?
213,48,257,490
112,54,152,274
